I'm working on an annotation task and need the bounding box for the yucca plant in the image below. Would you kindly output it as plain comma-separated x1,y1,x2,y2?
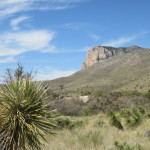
0,64,58,150
125,111,142,128
120,107,143,128
108,111,123,130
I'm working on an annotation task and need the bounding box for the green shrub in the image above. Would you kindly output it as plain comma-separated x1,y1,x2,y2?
145,91,150,99
55,116,84,129
82,109,94,116
112,141,143,150
71,120,84,129
123,91,142,96
95,91,108,97
147,113,150,118
138,106,146,114
95,119,106,127
130,91,142,96
81,90,91,96
55,116,72,128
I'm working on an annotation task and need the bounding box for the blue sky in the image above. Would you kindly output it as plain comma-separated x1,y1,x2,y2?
0,0,150,81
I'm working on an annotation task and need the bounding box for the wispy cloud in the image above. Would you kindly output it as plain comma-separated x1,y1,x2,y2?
36,67,76,80
10,16,31,30
90,34,100,42
0,30,56,57
0,56,15,63
58,22,95,30
102,32,149,47
51,46,91,53
0,27,90,59
0,0,90,19
103,36,136,47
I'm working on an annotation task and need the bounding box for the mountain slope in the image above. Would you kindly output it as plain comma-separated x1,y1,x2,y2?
46,46,150,93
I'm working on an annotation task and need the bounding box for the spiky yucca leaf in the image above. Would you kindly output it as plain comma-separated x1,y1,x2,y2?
0,78,57,150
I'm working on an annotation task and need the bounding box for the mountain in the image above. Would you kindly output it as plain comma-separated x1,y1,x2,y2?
46,45,150,94
82,45,142,69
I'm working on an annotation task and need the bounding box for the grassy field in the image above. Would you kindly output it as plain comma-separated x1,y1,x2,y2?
43,114,150,150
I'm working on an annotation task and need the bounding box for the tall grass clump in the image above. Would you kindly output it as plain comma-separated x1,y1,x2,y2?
0,64,57,150
78,130,103,147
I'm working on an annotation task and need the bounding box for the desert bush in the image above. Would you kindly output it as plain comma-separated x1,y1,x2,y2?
95,119,106,127
0,64,58,150
55,116,72,129
147,113,150,118
111,141,143,150
71,120,84,128
81,90,91,96
82,109,95,116
144,91,150,99
123,91,142,96
138,106,146,114
55,116,84,129
84,93,149,115
48,91,149,117
83,97,114,114
49,99,84,116
95,91,108,97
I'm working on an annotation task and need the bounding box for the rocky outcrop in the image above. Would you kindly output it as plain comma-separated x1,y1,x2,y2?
81,45,141,69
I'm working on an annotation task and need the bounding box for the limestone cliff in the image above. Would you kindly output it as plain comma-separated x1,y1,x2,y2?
81,45,141,69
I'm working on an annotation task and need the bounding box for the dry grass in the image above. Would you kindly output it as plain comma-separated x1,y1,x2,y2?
42,114,150,150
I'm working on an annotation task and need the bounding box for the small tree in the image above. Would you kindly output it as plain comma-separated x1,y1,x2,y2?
59,82,64,100
0,64,58,150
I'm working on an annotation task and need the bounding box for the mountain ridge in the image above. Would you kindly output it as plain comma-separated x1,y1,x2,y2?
81,45,144,70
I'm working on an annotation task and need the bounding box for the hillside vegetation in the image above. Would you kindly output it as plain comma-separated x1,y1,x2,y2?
46,47,150,95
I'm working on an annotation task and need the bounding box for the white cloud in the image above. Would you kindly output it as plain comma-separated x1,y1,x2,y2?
52,46,91,53
0,29,90,57
0,56,15,63
0,0,89,19
102,36,136,47
36,69,76,81
0,30,56,56
60,22,95,30
10,16,31,30
0,1,31,19
102,31,149,47
90,34,100,42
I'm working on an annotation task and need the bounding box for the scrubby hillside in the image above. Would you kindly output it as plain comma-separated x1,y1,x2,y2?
46,46,150,94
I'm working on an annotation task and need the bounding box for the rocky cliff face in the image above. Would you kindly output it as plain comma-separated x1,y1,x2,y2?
81,45,141,69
